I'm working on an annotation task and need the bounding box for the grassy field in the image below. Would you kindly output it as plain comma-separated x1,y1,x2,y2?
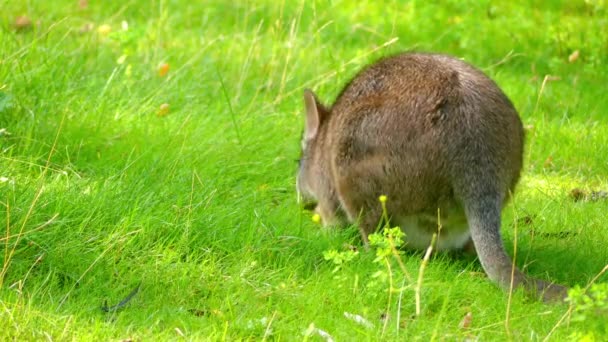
1,0,608,340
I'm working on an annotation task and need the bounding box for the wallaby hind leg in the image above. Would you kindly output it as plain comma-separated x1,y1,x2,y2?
463,193,568,302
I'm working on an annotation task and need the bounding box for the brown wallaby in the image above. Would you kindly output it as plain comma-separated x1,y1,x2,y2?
296,52,568,302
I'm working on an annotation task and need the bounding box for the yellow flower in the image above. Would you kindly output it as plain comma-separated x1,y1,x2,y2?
97,24,111,36
157,103,170,117
379,195,387,203
312,214,321,224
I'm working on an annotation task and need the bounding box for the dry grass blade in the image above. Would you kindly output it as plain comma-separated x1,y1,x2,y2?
416,233,437,317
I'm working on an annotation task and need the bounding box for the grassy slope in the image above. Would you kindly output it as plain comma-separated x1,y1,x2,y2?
1,0,607,340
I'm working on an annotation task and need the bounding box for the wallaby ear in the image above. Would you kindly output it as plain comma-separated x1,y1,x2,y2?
303,89,324,140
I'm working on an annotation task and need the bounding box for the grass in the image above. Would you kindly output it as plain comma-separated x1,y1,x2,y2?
1,0,608,340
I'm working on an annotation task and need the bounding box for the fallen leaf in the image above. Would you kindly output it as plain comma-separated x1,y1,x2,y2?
14,16,32,31
459,312,473,329
79,0,89,9
570,188,586,202
158,62,170,77
568,50,580,63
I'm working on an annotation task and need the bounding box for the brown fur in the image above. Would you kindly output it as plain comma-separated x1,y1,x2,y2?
297,52,568,302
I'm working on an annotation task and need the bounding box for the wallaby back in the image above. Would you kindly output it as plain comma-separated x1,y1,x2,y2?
297,52,568,302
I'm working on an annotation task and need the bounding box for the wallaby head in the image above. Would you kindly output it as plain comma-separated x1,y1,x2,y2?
297,90,345,226
296,52,568,302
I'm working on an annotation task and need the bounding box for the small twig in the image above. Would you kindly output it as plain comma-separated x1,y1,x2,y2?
533,75,561,120
101,282,141,313
416,233,437,317
483,50,524,70
414,209,442,316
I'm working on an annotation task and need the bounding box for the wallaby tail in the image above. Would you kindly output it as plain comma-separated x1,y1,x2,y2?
464,193,568,302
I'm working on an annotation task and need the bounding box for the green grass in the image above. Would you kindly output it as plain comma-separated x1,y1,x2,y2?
1,0,608,340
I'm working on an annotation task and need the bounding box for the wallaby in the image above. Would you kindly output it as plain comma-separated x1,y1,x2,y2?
296,52,568,302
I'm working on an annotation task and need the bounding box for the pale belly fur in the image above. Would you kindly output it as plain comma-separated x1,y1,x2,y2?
395,213,471,251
